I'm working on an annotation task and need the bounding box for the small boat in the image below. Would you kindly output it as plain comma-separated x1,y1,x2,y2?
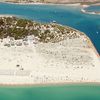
52,20,56,23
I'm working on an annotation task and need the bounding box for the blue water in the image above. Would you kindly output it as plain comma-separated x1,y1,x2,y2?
0,3,100,54
85,5,100,12
0,3,100,100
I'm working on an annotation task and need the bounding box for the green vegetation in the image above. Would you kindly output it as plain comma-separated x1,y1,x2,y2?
0,17,81,43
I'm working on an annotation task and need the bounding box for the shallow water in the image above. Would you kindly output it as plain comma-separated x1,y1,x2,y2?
0,84,100,100
0,3,100,100
0,3,100,53
85,5,100,12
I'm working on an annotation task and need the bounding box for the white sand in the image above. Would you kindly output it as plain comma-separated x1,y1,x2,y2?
0,32,100,85
0,15,14,17
81,5,100,15
0,1,81,6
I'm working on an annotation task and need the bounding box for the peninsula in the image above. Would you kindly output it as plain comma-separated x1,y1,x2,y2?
0,16,100,85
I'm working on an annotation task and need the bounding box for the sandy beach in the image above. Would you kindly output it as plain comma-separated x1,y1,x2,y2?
0,15,15,17
0,27,100,85
0,13,99,85
0,1,81,6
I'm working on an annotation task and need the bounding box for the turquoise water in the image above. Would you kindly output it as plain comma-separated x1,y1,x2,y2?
85,5,100,12
0,3,100,53
0,3,100,100
0,84,100,100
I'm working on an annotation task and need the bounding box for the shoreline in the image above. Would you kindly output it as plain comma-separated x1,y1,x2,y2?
81,5,100,15
0,81,100,87
0,14,99,56
63,24,100,57
0,14,100,86
0,1,100,6
0,14,15,17
81,9,100,15
1,1,100,15
0,1,81,6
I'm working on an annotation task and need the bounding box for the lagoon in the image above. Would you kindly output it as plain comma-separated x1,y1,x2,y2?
0,3,100,53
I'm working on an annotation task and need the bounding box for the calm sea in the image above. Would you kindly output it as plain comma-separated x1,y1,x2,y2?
0,3,100,100
0,84,100,100
0,3,100,53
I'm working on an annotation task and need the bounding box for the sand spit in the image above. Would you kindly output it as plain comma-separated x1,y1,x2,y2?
81,5,100,15
0,16,100,85
81,9,100,15
0,32,100,85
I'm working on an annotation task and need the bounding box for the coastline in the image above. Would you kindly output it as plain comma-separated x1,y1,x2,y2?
0,1,81,6
81,4,100,15
1,1,100,15
63,24,100,58
0,14,14,17
87,36,100,58
0,12,100,86
0,0,100,6
0,81,100,87
81,9,100,15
